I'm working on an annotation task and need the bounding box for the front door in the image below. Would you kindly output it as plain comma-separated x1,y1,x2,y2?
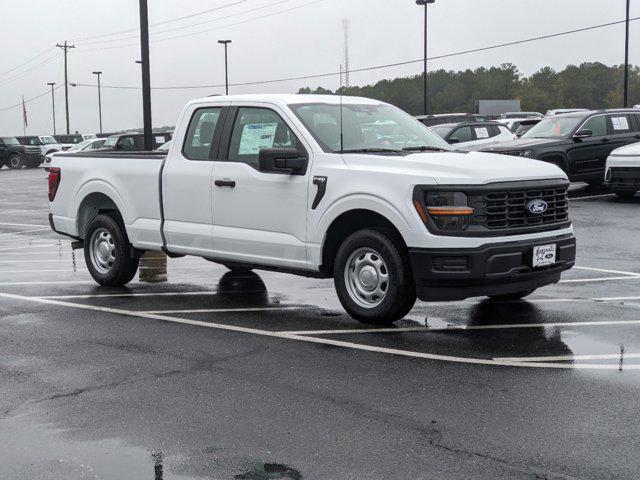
162,104,227,256
211,105,311,270
566,114,611,177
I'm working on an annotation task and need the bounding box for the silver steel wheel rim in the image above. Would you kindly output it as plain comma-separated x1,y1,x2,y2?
344,247,389,309
89,227,116,274
10,156,20,167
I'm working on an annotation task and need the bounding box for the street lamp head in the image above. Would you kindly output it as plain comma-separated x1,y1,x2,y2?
47,82,56,86
218,40,232,45
92,71,102,75
415,0,435,4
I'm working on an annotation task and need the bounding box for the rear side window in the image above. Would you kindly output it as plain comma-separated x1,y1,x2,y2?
227,107,300,168
183,107,223,160
608,115,632,134
581,116,607,137
474,126,491,139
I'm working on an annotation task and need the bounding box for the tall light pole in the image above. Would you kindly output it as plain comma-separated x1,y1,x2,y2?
56,41,75,134
624,0,631,108
46,82,56,134
416,0,435,115
218,40,232,95
139,0,153,151
92,71,103,133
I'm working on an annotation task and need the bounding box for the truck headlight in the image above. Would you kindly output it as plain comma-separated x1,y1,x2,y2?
511,150,533,157
414,192,475,231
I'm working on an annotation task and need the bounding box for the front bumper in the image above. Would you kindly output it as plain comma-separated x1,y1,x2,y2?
605,166,640,191
409,234,576,301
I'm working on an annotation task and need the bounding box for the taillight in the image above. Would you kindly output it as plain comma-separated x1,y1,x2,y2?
48,167,61,202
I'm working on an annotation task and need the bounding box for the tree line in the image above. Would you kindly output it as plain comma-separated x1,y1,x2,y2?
298,63,640,115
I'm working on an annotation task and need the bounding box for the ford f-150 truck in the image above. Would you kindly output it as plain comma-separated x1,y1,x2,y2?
48,94,576,324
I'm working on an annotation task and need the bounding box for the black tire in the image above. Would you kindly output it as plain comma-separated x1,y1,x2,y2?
488,289,536,302
84,213,139,287
613,190,637,200
334,229,416,325
8,154,23,169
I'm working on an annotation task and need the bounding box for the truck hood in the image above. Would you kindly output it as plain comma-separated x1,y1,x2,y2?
479,137,567,151
342,151,567,185
609,142,640,157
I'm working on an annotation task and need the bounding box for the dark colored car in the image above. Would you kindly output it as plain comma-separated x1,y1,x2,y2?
0,136,43,169
54,134,85,150
513,119,542,137
416,113,491,127
103,132,173,151
478,110,640,185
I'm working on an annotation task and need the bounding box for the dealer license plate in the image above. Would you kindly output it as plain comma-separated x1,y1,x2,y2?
532,244,557,268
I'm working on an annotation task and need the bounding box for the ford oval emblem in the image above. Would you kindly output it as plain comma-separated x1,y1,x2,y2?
527,199,548,215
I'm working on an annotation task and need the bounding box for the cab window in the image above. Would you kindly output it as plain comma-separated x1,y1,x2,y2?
227,107,301,168
607,115,632,134
183,107,222,160
581,116,607,137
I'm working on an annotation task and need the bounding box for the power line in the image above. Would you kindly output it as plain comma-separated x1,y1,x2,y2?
0,54,61,88
76,0,294,46
0,85,63,113
70,0,249,43
71,15,640,91
75,0,325,52
0,47,55,79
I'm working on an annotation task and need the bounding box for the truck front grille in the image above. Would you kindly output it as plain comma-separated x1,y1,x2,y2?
608,167,640,188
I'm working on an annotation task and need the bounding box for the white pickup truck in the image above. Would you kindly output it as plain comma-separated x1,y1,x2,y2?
48,94,576,324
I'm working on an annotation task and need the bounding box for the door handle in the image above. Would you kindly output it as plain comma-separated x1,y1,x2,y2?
602,138,610,143
214,179,236,188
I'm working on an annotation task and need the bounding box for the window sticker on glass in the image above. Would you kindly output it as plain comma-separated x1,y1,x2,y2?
239,123,278,155
474,127,490,139
611,116,630,131
155,136,165,144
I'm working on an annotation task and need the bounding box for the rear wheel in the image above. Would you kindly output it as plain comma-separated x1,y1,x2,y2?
8,154,23,169
613,190,637,200
334,229,416,325
84,213,139,286
488,289,536,302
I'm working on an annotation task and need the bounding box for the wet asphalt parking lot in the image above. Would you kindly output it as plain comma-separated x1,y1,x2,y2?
1,167,640,480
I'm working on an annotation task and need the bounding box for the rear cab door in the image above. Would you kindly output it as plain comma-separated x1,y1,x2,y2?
162,101,230,256
606,113,640,152
566,114,610,177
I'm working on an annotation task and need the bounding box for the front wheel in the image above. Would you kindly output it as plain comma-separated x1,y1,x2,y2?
8,154,23,169
334,229,416,325
84,214,139,286
488,289,536,302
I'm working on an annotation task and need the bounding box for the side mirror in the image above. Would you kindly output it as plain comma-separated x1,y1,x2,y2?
448,138,460,145
573,129,593,140
258,148,307,175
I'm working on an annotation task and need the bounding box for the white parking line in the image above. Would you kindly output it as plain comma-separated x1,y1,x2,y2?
144,307,302,314
495,353,640,362
574,266,640,276
0,281,95,286
0,291,636,370
0,222,49,228
0,259,80,263
36,290,219,299
570,193,616,201
560,276,640,283
0,228,50,236
0,269,87,274
0,209,50,214
0,244,68,252
282,318,640,336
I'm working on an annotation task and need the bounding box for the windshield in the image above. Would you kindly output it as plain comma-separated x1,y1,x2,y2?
40,136,57,144
522,116,584,139
430,126,455,138
83,134,97,140
68,140,93,151
291,103,453,153
1,137,20,145
104,136,119,147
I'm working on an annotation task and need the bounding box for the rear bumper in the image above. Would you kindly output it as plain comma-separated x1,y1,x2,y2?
409,234,576,301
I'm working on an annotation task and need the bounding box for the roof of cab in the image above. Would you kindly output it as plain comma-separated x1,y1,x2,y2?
188,93,385,107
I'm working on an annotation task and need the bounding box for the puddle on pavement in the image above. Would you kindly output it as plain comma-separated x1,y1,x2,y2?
139,251,168,283
0,413,303,480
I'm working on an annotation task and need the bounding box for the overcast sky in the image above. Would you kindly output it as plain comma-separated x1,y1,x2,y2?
0,0,636,135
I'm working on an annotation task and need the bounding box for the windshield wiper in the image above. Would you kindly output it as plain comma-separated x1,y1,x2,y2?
340,148,404,154
402,145,450,152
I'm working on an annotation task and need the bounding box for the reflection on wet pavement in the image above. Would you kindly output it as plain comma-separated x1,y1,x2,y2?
139,251,168,283
235,463,303,480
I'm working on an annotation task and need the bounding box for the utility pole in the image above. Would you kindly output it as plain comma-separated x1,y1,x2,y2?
218,40,232,95
139,0,153,150
624,0,631,108
56,41,75,134
93,71,103,133
416,0,435,116
342,19,350,88
47,82,56,134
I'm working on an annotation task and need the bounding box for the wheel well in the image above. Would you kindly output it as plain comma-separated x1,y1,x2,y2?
541,155,568,175
77,192,121,239
320,209,407,276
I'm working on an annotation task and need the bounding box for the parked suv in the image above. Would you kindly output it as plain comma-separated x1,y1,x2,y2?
0,136,43,169
54,134,85,150
479,110,640,185
16,135,63,156
416,113,491,127
431,121,514,150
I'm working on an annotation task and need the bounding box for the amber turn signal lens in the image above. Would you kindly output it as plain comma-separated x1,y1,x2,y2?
425,206,474,216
